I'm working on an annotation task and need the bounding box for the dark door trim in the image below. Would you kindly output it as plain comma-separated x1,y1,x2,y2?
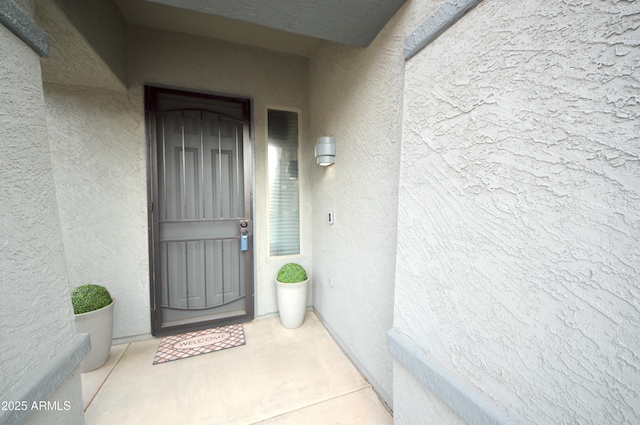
145,85,254,336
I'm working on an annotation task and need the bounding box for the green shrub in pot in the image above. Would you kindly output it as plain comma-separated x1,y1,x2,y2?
276,263,308,284
71,284,112,314
71,284,114,372
275,263,309,329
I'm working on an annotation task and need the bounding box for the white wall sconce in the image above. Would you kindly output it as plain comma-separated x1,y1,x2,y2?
315,136,336,166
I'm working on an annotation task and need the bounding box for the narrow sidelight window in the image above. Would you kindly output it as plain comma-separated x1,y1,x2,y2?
268,109,300,256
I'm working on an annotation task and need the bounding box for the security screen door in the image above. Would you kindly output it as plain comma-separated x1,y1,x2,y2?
146,86,254,335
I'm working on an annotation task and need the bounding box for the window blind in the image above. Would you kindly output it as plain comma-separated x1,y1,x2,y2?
268,110,300,256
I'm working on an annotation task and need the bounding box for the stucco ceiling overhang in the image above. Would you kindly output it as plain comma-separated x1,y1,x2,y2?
119,0,406,56
38,0,407,89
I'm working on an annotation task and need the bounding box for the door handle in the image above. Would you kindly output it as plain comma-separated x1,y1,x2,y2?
239,220,250,251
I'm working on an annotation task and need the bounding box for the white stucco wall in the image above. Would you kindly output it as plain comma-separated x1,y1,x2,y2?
49,0,127,83
307,0,440,407
37,0,126,91
0,11,84,424
394,0,640,423
393,365,467,425
46,24,311,340
45,85,150,341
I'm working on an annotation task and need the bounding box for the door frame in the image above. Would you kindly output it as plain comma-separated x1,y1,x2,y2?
145,85,255,336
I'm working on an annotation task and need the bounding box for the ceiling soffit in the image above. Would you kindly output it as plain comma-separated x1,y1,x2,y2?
146,0,407,47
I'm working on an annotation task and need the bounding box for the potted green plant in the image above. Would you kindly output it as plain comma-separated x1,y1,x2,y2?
71,284,115,372
275,263,309,329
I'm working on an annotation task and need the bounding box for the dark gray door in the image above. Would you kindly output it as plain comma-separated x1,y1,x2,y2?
146,86,253,334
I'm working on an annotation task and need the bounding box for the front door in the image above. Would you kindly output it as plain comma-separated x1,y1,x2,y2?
146,86,254,335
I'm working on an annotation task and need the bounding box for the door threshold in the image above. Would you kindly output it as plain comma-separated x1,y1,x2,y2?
156,310,252,337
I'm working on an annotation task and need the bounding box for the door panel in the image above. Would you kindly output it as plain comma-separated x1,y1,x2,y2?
147,87,253,334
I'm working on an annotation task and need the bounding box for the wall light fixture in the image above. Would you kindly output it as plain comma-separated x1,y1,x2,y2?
315,136,335,166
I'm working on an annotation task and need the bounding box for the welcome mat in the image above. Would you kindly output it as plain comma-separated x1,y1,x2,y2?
153,324,245,365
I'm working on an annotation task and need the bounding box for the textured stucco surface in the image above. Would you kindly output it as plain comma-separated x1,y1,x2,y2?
307,0,441,407
37,0,126,90
0,0,50,56
393,361,467,424
49,0,127,81
27,370,84,425
0,10,83,423
403,0,481,60
45,84,150,341
394,0,640,423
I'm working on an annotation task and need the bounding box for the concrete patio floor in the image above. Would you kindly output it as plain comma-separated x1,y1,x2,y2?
81,311,393,424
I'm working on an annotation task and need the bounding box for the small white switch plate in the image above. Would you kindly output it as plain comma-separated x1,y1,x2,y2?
328,211,334,224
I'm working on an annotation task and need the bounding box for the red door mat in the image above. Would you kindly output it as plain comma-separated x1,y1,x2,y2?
153,324,245,365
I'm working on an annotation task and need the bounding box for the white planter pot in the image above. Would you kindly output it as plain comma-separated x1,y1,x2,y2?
74,300,114,372
276,279,309,329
